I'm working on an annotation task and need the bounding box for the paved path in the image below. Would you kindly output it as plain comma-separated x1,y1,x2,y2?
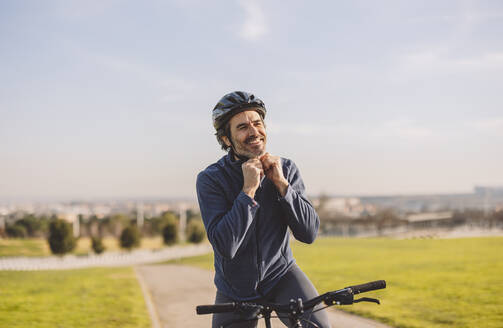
0,244,212,270
136,264,391,328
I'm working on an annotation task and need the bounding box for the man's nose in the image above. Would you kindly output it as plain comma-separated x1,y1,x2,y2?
248,124,259,134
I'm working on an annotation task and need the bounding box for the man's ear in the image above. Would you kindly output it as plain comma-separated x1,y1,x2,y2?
221,135,231,147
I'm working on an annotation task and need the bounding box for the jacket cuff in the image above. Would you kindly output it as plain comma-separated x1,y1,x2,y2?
238,190,260,208
278,184,294,203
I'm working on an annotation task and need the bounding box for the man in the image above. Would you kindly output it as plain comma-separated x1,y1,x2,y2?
196,91,330,327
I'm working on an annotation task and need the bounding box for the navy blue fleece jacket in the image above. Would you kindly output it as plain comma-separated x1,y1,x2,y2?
196,152,319,300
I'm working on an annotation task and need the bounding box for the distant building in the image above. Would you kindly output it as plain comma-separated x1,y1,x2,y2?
314,196,376,218
474,186,503,196
406,211,452,222
405,211,453,229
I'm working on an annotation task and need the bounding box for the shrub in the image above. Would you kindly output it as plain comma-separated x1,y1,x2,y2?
91,236,106,254
162,216,178,246
186,220,206,244
16,215,48,237
119,226,141,250
47,219,77,255
6,224,27,238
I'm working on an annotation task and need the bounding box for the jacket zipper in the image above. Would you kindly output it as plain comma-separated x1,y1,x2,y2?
255,182,262,286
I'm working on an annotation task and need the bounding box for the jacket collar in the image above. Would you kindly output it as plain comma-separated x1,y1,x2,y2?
226,151,246,166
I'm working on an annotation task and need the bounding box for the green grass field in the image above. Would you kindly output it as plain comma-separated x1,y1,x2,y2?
0,267,151,328
0,236,166,257
0,238,51,257
168,237,503,328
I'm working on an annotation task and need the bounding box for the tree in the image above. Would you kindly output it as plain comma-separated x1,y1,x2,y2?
186,220,206,244
47,219,77,255
162,216,178,246
119,226,141,250
6,224,27,238
16,214,47,237
91,236,106,254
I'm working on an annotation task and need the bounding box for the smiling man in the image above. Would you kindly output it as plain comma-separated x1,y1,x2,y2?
196,91,330,327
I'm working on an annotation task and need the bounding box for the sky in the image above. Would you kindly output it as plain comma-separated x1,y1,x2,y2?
1,0,503,201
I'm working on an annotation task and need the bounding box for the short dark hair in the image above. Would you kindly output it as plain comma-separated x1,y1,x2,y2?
215,121,232,151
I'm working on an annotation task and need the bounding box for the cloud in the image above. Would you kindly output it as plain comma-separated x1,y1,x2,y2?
237,0,268,41
80,51,197,103
397,49,503,75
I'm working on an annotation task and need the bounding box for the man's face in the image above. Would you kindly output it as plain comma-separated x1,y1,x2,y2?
223,110,267,159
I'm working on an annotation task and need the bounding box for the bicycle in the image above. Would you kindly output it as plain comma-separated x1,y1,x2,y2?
196,279,386,328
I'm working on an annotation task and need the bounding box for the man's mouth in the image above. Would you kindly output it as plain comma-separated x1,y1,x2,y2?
246,137,263,145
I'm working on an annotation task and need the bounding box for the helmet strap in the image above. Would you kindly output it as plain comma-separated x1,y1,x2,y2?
226,130,250,162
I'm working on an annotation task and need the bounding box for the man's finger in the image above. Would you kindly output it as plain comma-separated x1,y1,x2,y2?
260,153,271,161
259,153,274,166
254,160,264,169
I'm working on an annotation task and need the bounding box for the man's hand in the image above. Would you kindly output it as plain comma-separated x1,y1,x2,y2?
260,153,289,197
242,158,263,199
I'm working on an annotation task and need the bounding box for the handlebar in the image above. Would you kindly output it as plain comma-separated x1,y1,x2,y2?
346,280,386,295
197,303,237,315
196,280,386,315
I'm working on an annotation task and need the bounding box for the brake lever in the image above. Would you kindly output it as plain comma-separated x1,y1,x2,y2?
353,297,380,305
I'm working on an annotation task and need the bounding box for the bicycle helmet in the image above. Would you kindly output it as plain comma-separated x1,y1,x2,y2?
212,91,266,131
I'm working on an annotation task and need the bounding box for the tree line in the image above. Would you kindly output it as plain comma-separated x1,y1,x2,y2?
0,210,206,256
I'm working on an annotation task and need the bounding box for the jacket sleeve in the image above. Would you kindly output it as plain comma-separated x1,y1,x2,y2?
278,160,319,244
196,171,259,260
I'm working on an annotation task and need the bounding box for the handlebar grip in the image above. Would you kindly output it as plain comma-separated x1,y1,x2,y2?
196,302,236,315
347,280,386,295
